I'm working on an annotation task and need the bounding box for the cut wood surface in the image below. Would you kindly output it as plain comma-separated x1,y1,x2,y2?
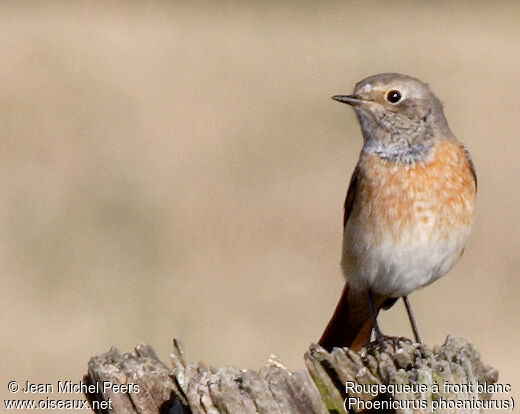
84,336,499,414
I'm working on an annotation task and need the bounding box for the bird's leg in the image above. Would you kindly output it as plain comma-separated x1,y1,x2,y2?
367,290,384,341
403,296,421,343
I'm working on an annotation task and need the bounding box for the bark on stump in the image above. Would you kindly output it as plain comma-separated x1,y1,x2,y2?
84,336,499,414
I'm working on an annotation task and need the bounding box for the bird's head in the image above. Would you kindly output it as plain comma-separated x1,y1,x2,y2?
333,73,454,162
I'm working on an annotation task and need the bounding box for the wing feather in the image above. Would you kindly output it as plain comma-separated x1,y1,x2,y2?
462,145,477,192
343,167,360,228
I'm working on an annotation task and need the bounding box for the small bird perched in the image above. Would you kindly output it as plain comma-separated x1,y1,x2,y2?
319,73,477,352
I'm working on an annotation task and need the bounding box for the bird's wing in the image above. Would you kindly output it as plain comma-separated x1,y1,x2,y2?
462,145,477,192
343,167,360,228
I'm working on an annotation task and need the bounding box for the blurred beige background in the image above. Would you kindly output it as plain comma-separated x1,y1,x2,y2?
1,0,519,410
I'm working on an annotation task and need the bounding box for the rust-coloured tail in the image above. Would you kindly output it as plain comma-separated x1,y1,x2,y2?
318,283,375,352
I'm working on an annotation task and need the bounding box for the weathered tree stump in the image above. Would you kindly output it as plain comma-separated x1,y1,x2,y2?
84,337,500,414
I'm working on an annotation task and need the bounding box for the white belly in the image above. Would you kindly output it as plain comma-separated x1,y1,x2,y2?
342,218,472,298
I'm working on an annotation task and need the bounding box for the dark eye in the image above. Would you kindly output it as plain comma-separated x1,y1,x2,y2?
386,90,402,103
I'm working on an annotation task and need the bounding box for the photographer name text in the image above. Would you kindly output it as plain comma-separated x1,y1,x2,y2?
16,380,139,394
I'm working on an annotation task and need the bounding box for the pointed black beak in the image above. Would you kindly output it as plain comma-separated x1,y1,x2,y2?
331,95,364,105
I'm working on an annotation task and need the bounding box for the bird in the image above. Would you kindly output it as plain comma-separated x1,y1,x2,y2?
319,73,477,352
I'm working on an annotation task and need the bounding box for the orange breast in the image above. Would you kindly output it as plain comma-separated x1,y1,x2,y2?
352,140,476,241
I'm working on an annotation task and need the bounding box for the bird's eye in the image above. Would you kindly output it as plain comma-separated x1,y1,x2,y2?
386,90,402,104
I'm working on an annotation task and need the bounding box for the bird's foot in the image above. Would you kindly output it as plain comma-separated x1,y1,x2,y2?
370,334,414,350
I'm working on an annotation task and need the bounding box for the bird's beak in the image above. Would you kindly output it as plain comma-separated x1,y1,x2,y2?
332,95,364,106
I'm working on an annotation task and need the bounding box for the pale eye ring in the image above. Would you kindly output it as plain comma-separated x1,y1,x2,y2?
386,90,402,104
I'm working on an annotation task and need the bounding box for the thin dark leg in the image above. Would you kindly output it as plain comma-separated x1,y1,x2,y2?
367,290,383,340
403,296,421,343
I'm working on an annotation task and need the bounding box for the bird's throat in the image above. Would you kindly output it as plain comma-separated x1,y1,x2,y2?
362,140,434,165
